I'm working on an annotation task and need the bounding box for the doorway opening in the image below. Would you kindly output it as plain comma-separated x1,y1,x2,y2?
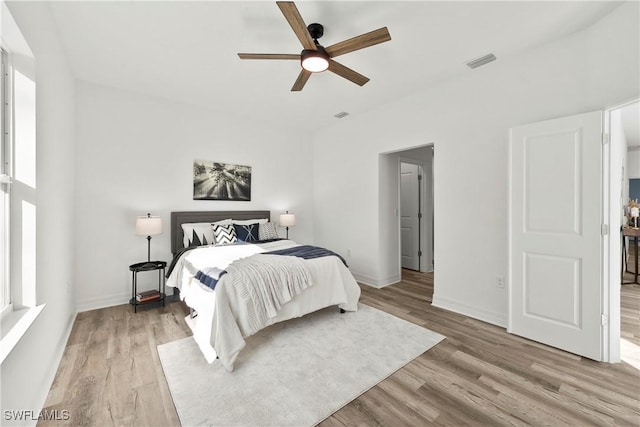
378,144,434,286
606,99,639,366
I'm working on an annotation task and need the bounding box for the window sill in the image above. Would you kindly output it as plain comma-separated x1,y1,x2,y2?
0,304,45,364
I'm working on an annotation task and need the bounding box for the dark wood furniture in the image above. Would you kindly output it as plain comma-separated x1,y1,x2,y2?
622,227,640,285
129,260,167,312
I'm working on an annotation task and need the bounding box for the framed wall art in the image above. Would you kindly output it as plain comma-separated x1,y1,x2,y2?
193,160,251,201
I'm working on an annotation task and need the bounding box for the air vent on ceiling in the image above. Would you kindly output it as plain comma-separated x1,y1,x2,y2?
334,112,350,119
466,53,496,69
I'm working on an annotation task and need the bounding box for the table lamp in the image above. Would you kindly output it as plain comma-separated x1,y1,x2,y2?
631,207,639,229
136,213,163,262
279,211,296,239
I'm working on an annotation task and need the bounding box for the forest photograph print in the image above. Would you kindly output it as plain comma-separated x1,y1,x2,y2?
193,160,251,201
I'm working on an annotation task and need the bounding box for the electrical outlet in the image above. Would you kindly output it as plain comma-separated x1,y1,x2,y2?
496,276,505,289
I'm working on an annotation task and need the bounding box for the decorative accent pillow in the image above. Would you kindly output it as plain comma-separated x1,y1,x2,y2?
213,224,237,245
259,222,279,240
234,223,260,242
182,223,215,248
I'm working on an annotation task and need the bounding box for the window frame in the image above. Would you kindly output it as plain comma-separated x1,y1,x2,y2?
1,48,12,317
0,10,44,364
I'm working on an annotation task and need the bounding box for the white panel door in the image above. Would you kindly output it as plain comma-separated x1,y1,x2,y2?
509,110,603,361
401,162,420,270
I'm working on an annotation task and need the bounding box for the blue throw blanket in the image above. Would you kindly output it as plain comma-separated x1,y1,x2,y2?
194,267,227,290
264,245,348,267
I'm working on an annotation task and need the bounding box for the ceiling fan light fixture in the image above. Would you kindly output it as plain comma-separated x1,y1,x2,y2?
237,2,391,91
301,49,329,72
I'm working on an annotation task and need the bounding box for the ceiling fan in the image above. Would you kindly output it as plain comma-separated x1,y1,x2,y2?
237,1,391,91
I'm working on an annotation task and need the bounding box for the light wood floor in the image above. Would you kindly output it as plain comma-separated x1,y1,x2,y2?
40,273,640,426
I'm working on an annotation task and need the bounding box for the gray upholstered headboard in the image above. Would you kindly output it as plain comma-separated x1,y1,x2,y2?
171,210,271,254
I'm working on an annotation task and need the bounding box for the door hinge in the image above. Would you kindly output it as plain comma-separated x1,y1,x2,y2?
418,212,422,219
601,313,608,326
601,224,609,236
418,174,423,181
602,133,610,145
418,250,423,257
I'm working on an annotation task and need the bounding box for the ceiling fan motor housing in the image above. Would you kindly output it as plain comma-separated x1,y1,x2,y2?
302,23,328,72
307,23,324,41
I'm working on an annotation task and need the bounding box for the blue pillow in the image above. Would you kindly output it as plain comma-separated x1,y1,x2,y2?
234,223,259,242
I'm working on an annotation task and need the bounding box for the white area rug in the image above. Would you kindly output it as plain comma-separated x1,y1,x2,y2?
158,303,445,427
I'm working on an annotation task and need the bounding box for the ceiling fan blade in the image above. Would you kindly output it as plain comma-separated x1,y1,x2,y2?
325,27,391,58
327,60,370,86
238,53,300,60
291,69,312,91
277,1,316,50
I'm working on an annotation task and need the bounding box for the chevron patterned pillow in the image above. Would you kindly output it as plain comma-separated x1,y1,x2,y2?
212,224,237,245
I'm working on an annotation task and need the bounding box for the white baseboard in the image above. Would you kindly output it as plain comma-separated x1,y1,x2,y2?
352,272,401,289
76,292,130,313
432,294,507,328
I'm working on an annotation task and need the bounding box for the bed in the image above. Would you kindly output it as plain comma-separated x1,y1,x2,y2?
166,210,361,371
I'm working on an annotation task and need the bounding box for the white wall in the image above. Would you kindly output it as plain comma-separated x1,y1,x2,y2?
74,82,314,311
612,109,629,221
629,150,640,180
312,2,639,326
1,2,76,425
621,102,640,183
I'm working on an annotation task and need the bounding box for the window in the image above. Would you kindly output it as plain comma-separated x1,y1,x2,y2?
1,49,10,314
1,43,38,313
12,66,37,309
0,5,42,364
1,48,37,313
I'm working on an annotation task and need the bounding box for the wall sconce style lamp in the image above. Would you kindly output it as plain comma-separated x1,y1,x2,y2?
136,213,163,262
279,211,296,239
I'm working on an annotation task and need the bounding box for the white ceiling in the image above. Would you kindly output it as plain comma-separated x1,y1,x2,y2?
47,1,622,133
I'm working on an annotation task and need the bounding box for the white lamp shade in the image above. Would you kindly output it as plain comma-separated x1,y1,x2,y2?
279,213,296,227
631,207,640,218
136,216,163,236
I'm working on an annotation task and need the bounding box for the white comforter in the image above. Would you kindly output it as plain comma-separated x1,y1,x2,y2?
166,240,361,371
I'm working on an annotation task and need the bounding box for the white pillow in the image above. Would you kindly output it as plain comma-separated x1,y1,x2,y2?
182,223,215,248
182,219,232,248
232,218,269,225
213,218,233,225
